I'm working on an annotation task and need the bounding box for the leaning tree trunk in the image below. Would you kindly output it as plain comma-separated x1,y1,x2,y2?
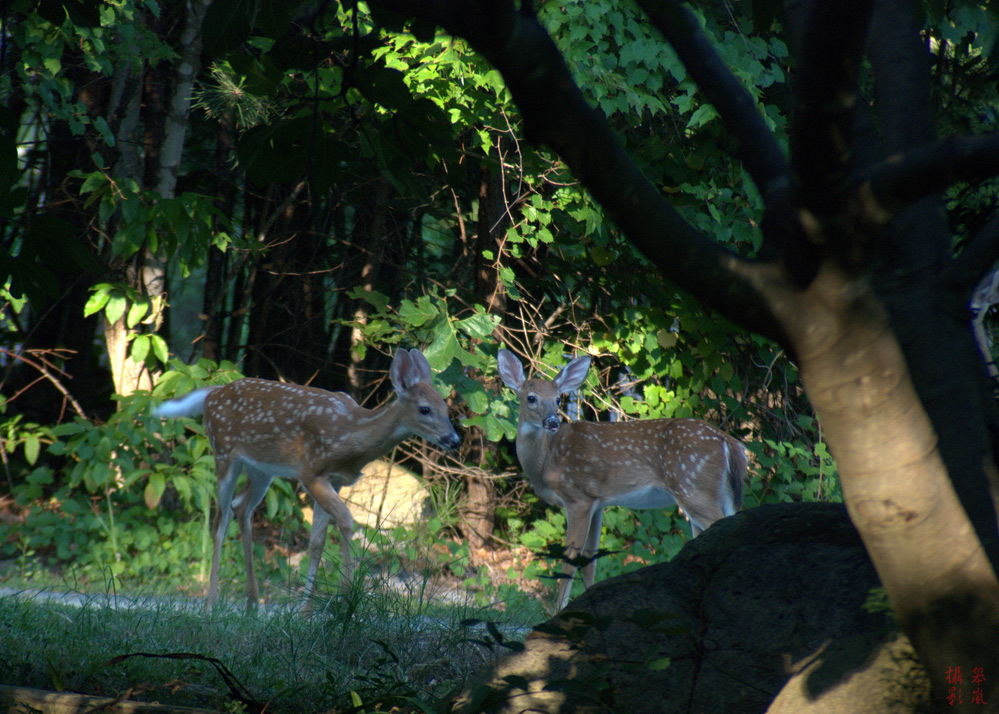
742,259,999,709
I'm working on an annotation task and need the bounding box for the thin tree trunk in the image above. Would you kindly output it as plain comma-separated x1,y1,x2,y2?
347,177,391,393
104,0,211,396
461,147,513,549
201,115,236,363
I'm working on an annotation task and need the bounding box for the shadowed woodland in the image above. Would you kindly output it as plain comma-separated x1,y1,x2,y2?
2,0,999,711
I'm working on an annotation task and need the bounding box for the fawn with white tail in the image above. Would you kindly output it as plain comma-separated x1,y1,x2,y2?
153,349,461,613
497,349,746,611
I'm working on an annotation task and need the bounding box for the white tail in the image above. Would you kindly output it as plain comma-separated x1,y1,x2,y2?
497,349,745,611
154,349,461,613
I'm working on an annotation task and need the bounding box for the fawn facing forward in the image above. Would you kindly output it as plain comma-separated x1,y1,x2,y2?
154,349,461,613
497,349,746,611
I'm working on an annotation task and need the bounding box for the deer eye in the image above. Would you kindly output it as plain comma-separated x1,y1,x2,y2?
527,395,537,404
419,406,432,416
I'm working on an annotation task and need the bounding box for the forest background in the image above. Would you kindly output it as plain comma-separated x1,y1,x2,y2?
0,0,996,611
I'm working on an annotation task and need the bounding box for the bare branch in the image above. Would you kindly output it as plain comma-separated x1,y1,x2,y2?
0,348,88,420
861,135,999,224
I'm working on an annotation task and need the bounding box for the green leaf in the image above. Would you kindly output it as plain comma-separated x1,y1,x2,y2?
591,246,615,266
423,327,464,370
90,462,110,488
398,296,439,327
150,334,169,364
687,104,719,130
105,293,127,325
352,65,412,110
131,334,150,364
126,299,148,329
464,388,490,414
93,117,115,147
95,436,113,462
83,288,111,317
456,312,500,340
348,287,391,313
24,434,40,465
112,221,146,260
144,472,166,509
265,488,278,519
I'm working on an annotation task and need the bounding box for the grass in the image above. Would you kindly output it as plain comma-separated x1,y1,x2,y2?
0,554,540,714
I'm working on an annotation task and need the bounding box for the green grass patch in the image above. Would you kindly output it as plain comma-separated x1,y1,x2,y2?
0,561,535,713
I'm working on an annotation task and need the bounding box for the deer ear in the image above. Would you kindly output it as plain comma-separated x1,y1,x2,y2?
497,349,525,391
553,355,591,393
391,349,430,393
407,349,433,382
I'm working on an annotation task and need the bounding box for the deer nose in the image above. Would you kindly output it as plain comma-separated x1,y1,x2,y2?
441,430,462,451
542,415,561,433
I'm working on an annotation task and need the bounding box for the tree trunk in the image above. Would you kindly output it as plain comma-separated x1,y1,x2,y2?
741,260,999,710
474,151,509,316
460,149,515,549
347,176,391,392
200,114,237,363
462,431,496,550
104,315,154,396
101,0,211,397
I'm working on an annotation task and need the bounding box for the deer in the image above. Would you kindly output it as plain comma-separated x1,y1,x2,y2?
497,348,746,611
152,348,461,613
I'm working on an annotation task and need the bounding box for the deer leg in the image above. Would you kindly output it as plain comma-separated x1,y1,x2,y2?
207,456,242,611
557,501,597,611
300,475,356,592
233,467,274,611
579,506,604,590
678,491,725,538
677,500,704,537
299,503,331,616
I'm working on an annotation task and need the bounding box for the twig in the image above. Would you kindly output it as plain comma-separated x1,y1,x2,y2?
105,652,267,713
0,347,88,419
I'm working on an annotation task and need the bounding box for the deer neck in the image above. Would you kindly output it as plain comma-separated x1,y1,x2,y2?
345,398,412,462
515,422,561,505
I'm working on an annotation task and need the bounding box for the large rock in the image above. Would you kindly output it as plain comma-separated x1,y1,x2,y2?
454,502,929,714
301,459,431,530
340,459,431,528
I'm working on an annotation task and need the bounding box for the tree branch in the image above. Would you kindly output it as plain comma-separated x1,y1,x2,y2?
0,348,88,420
860,135,999,223
946,213,999,295
790,0,873,220
634,0,822,289
862,0,950,274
